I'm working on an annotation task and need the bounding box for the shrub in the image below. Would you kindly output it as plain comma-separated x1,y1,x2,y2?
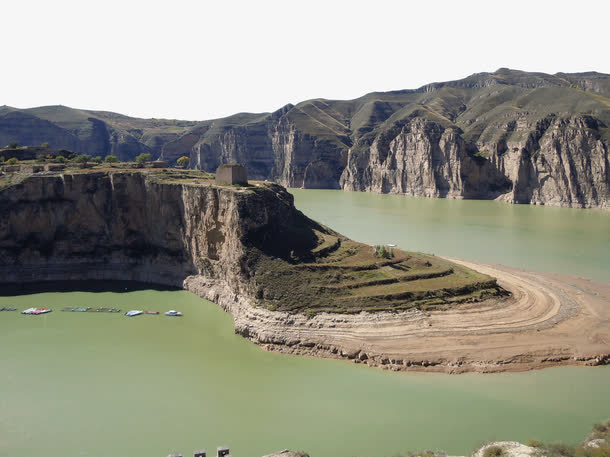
177,156,190,167
547,443,576,457
374,245,394,259
104,155,118,163
92,156,102,164
483,446,505,457
135,153,152,164
54,156,67,163
73,154,91,164
526,439,543,448
35,154,46,163
6,157,19,165
7,141,18,149
41,142,50,149
0,156,4,163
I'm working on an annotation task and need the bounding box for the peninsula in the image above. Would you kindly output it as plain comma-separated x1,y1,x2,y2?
0,167,608,373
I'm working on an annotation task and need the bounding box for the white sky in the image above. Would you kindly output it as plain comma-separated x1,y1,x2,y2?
2,0,609,121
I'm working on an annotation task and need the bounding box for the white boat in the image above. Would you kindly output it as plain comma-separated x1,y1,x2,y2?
164,310,182,317
387,244,397,247
125,310,143,317
21,307,52,315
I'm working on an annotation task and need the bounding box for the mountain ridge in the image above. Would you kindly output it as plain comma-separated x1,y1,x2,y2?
2,68,609,208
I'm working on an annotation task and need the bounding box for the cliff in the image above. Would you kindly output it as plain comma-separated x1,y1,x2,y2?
0,170,315,288
2,69,608,208
1,170,608,373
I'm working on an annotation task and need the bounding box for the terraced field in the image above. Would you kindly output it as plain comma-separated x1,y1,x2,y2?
252,230,503,315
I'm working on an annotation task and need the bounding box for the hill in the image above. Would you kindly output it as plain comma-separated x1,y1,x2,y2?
1,68,609,208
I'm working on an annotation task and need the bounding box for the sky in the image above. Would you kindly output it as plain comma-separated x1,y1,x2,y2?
2,0,609,121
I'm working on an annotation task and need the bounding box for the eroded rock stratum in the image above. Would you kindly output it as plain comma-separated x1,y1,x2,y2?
1,170,609,373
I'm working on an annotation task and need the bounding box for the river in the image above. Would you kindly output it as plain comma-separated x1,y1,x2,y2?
0,191,609,457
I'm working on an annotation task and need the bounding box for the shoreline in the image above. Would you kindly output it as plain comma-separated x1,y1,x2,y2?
185,258,610,374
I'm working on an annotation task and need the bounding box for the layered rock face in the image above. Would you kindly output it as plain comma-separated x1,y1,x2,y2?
2,69,608,207
0,171,309,288
341,115,609,208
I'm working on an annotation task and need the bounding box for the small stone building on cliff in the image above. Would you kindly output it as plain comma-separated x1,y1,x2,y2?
214,164,248,185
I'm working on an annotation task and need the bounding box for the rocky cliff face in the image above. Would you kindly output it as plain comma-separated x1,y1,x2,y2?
341,115,609,208
2,69,608,208
0,171,310,288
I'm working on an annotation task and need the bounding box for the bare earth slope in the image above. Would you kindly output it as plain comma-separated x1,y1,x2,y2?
186,258,610,374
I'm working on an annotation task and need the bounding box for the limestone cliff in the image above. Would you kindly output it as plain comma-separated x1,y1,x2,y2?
0,171,312,288
2,69,609,208
341,114,609,208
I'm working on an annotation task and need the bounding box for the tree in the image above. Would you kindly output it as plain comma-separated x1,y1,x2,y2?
54,156,67,163
177,156,190,168
7,157,19,165
73,154,92,164
7,142,18,149
135,153,152,164
92,156,103,164
0,157,5,163
104,155,118,163
41,142,50,149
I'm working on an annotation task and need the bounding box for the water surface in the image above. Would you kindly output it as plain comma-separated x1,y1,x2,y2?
2,192,610,457
1,288,609,457
290,189,610,283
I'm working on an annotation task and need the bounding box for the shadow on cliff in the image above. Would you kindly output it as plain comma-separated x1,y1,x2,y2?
0,280,180,296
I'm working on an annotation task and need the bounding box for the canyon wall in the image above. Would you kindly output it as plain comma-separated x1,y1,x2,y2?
0,171,311,289
2,69,608,208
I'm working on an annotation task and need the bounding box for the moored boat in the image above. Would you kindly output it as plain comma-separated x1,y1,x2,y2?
164,310,182,317
144,311,159,315
22,308,52,315
125,310,143,317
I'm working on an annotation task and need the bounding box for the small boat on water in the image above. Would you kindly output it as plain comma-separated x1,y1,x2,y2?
0,306,17,311
62,306,90,312
125,310,143,317
164,310,182,317
144,311,159,315
387,243,397,247
93,307,122,313
22,308,52,315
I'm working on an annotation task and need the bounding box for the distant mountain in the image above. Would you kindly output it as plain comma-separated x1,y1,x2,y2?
2,69,609,208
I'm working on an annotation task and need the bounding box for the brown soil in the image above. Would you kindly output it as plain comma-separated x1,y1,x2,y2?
240,258,610,373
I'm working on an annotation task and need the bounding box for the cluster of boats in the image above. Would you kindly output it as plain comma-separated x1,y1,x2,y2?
0,306,183,317
125,310,182,317
62,306,121,313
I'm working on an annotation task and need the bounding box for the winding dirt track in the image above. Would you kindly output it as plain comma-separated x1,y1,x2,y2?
254,259,610,373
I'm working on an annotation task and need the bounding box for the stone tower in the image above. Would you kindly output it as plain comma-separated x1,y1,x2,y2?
214,164,248,185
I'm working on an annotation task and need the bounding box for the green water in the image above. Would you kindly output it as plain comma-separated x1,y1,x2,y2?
290,189,610,283
2,192,610,457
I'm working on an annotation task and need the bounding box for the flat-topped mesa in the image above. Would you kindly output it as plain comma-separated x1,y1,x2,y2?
0,168,500,313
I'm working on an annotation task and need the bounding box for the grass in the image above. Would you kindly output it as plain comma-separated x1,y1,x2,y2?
249,235,502,315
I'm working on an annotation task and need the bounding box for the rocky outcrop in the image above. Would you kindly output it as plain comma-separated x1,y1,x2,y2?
1,69,608,208
1,171,609,374
0,171,310,288
341,115,609,208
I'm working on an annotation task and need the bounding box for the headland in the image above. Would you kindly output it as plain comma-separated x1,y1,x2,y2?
0,167,608,373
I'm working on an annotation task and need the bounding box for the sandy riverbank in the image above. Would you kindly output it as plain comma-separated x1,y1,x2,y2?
186,258,610,374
